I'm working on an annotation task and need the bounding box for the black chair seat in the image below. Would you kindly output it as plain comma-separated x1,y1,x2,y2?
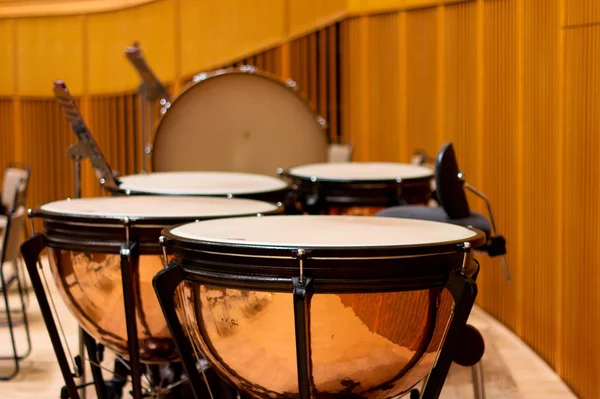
376,206,491,237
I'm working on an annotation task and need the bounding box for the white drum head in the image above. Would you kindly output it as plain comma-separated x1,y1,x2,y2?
40,196,279,219
118,172,288,196
169,215,478,248
152,70,328,175
287,162,433,181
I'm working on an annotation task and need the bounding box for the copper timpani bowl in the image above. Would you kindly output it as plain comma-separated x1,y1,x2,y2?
156,215,486,398
31,196,281,364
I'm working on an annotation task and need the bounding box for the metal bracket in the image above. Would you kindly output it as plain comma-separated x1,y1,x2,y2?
21,234,81,399
292,276,314,399
153,263,208,399
462,181,511,283
120,240,143,399
420,273,478,399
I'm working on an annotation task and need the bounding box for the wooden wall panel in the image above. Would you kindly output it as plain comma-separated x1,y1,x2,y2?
565,0,600,27
289,26,341,142
366,13,401,161
15,16,84,96
180,0,286,77
0,98,14,175
406,8,438,158
240,47,282,77
4,1,600,398
473,0,518,331
20,99,74,207
288,0,346,37
521,0,560,370
86,0,176,94
0,19,14,95
562,24,600,399
340,17,370,160
444,2,477,177
85,94,140,197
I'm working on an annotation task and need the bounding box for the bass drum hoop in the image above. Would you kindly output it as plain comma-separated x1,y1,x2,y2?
150,66,330,173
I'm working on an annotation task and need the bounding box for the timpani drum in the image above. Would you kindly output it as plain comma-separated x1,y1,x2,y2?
154,215,486,399
111,171,289,204
151,66,329,175
281,162,434,215
26,196,280,365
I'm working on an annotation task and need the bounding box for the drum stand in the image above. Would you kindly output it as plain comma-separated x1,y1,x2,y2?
154,248,480,399
21,228,207,399
67,142,90,398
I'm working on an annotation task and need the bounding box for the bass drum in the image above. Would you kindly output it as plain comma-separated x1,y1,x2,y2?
151,66,329,175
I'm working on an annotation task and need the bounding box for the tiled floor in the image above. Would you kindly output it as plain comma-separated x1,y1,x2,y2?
0,260,577,398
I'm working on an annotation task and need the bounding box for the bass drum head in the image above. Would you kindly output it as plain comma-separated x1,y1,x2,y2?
152,69,329,175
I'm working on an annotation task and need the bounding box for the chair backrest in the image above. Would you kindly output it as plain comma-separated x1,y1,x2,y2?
327,142,354,163
434,142,470,219
2,164,30,209
1,206,25,263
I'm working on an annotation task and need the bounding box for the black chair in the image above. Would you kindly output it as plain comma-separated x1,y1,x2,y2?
379,142,509,281
0,180,32,380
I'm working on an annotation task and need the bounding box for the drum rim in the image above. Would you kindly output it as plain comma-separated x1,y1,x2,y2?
150,66,329,172
110,171,291,196
281,164,435,188
285,162,434,184
29,201,283,228
161,218,487,259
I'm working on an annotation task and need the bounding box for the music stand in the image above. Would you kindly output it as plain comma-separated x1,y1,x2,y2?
53,81,119,194
53,81,121,398
125,42,172,173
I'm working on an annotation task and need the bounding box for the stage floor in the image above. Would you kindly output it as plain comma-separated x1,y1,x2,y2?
0,259,576,398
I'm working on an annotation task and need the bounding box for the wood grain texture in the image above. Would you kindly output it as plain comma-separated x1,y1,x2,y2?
0,19,14,95
1,1,599,397
15,16,85,96
86,0,176,94
562,22,600,398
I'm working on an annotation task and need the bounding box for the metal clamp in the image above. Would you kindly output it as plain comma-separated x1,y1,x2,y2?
123,217,131,242
462,179,511,284
159,236,169,268
295,249,306,283
460,242,475,278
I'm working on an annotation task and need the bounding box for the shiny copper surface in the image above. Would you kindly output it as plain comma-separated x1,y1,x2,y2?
178,282,454,398
328,206,385,216
48,249,176,363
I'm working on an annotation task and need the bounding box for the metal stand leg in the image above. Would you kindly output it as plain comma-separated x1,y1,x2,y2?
140,96,149,173
292,277,313,399
154,263,207,399
420,273,478,399
0,254,19,380
82,330,107,399
0,257,32,380
120,241,143,399
21,234,81,399
472,362,486,399
79,328,87,399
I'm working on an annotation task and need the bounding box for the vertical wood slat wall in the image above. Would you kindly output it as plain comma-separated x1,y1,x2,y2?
0,0,598,397
339,1,597,398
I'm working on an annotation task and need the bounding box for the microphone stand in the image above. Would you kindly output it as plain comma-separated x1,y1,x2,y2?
125,42,172,173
